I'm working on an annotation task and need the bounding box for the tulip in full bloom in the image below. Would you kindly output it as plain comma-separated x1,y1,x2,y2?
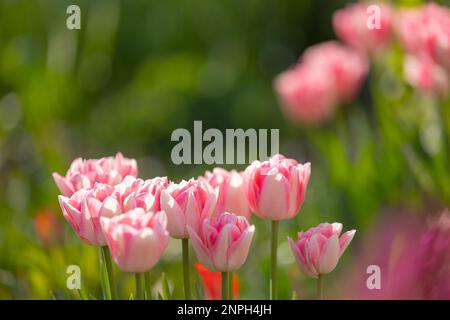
333,2,393,54
188,213,255,272
245,154,311,221
100,208,169,273
58,176,166,246
58,186,115,246
201,168,251,220
160,179,217,239
288,222,356,278
53,152,138,197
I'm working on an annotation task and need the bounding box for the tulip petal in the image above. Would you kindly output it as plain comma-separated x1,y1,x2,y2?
161,190,187,238
188,226,215,271
53,173,74,197
318,234,340,275
212,224,233,271
339,229,356,257
228,225,255,271
258,171,289,220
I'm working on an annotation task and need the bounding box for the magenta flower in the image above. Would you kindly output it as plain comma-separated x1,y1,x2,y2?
245,154,310,221
333,2,393,54
160,179,217,239
53,152,138,197
201,168,251,220
100,208,169,273
188,212,255,272
288,222,356,278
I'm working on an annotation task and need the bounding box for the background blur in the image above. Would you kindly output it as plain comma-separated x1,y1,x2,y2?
0,0,449,299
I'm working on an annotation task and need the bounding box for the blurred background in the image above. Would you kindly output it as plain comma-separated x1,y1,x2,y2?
0,0,449,299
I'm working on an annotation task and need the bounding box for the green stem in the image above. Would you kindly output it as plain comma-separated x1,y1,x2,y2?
135,273,144,300
101,246,117,299
182,238,191,299
270,220,279,300
317,275,323,300
99,247,111,300
144,271,152,300
222,272,229,300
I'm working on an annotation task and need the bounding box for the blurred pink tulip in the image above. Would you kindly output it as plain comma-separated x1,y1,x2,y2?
58,176,167,246
288,222,356,278
275,42,368,124
396,3,450,71
53,152,138,197
160,179,217,239
274,64,338,124
100,208,169,273
333,2,393,54
244,154,310,221
404,55,449,96
302,42,369,103
188,212,255,272
201,168,251,220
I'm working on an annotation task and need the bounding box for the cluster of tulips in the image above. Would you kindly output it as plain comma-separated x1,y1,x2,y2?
53,152,355,300
275,2,450,125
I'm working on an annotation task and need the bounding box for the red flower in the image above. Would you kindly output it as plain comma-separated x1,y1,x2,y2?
195,262,239,300
34,208,63,247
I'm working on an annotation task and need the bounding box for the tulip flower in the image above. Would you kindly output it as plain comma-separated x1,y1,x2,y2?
275,42,368,125
302,42,369,103
201,168,251,220
101,208,169,299
333,2,393,54
274,63,338,125
245,153,310,299
404,55,449,96
188,213,254,299
195,262,240,300
288,222,356,299
53,152,138,197
160,178,217,299
396,3,450,71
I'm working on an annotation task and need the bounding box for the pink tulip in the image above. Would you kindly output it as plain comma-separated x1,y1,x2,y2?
244,154,311,221
58,184,117,246
58,176,167,246
201,168,251,220
53,152,138,197
274,42,368,124
274,64,338,124
100,208,169,273
188,212,255,272
302,42,369,103
288,222,356,278
160,179,217,239
404,55,449,96
396,3,450,71
333,2,393,54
